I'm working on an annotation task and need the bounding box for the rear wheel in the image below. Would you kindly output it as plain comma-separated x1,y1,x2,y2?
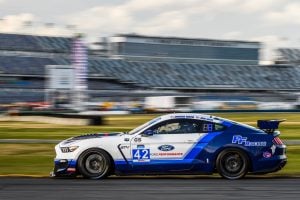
78,148,111,179
216,148,249,180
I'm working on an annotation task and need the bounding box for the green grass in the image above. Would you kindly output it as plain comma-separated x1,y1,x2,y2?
0,144,55,175
0,113,299,176
283,146,300,174
0,143,299,176
0,113,298,140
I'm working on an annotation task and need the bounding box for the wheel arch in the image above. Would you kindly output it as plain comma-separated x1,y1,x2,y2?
76,147,115,175
213,145,253,172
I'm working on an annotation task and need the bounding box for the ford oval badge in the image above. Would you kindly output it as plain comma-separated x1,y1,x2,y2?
158,145,175,151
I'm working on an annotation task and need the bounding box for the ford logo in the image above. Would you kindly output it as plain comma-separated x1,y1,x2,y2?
158,145,175,151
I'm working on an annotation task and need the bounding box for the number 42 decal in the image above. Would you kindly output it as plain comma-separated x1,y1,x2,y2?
132,149,150,162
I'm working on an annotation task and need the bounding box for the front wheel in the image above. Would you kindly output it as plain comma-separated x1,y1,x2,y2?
216,148,249,180
77,148,111,179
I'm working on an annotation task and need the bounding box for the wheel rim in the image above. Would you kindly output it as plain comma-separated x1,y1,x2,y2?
85,154,106,174
221,152,244,175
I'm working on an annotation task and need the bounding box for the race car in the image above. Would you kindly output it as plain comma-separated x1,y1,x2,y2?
51,113,287,180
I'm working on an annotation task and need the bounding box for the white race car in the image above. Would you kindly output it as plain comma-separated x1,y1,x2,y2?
52,113,286,180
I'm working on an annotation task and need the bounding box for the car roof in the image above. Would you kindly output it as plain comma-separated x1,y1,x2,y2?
159,113,227,125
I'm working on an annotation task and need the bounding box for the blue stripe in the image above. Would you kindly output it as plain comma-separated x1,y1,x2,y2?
115,131,222,165
54,159,77,168
222,120,233,127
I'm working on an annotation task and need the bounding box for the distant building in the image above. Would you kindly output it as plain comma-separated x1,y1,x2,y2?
106,34,261,65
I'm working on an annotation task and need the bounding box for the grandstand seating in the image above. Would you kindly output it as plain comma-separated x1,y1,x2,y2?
0,33,71,53
0,55,68,75
89,60,300,90
277,48,300,64
0,54,299,91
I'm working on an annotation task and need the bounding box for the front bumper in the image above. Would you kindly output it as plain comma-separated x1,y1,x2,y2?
51,159,78,177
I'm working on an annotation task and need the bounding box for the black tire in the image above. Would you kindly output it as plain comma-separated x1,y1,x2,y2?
77,148,111,179
216,148,249,180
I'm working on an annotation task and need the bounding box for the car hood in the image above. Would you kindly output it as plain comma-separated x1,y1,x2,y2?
61,132,123,145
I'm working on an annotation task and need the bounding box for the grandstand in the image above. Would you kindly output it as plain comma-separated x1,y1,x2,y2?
0,33,71,53
0,33,299,104
276,48,300,65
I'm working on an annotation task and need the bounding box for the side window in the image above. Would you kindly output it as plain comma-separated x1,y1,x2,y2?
215,124,225,131
146,119,202,135
156,121,181,134
143,119,226,135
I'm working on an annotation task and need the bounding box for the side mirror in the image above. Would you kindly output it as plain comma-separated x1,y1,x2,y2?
142,130,154,137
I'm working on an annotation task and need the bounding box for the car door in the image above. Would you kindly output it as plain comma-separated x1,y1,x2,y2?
130,119,207,173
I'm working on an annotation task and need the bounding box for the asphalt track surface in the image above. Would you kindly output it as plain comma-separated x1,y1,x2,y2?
0,177,299,200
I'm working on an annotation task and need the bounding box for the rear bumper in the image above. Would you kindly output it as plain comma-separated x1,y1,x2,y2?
274,159,287,172
252,144,287,174
252,158,287,174
51,159,77,177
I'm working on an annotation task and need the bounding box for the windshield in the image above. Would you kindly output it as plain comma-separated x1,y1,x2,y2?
127,117,161,135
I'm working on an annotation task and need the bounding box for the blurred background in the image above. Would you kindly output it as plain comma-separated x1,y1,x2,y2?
0,0,299,114
0,33,299,114
0,0,299,176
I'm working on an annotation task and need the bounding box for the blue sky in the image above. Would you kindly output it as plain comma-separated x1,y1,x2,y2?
0,0,300,62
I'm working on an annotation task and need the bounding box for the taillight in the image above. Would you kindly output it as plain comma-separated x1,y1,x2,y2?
273,137,283,145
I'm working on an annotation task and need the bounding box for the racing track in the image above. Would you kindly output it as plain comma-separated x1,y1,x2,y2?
0,177,299,200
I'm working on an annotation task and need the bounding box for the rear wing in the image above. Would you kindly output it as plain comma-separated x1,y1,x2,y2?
257,119,286,134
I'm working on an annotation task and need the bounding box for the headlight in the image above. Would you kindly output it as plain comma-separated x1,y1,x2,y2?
60,146,79,153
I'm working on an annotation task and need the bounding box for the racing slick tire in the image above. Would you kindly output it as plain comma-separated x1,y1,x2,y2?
77,148,112,179
216,148,249,180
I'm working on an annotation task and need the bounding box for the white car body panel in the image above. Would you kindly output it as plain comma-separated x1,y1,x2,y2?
55,113,225,163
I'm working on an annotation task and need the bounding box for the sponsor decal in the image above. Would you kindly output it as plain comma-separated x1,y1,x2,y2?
232,135,267,146
185,115,195,119
134,138,142,143
132,148,150,162
198,116,213,121
173,115,195,119
120,145,130,150
263,151,272,158
158,145,175,151
151,152,183,157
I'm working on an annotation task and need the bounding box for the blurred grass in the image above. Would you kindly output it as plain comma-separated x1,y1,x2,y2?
0,144,55,175
0,113,299,176
0,143,299,176
0,113,298,140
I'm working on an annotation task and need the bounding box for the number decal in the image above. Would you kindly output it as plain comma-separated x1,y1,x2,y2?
132,149,150,162
133,149,140,158
141,149,149,159
203,124,213,132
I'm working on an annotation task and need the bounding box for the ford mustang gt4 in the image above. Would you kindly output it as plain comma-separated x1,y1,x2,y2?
51,113,287,180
